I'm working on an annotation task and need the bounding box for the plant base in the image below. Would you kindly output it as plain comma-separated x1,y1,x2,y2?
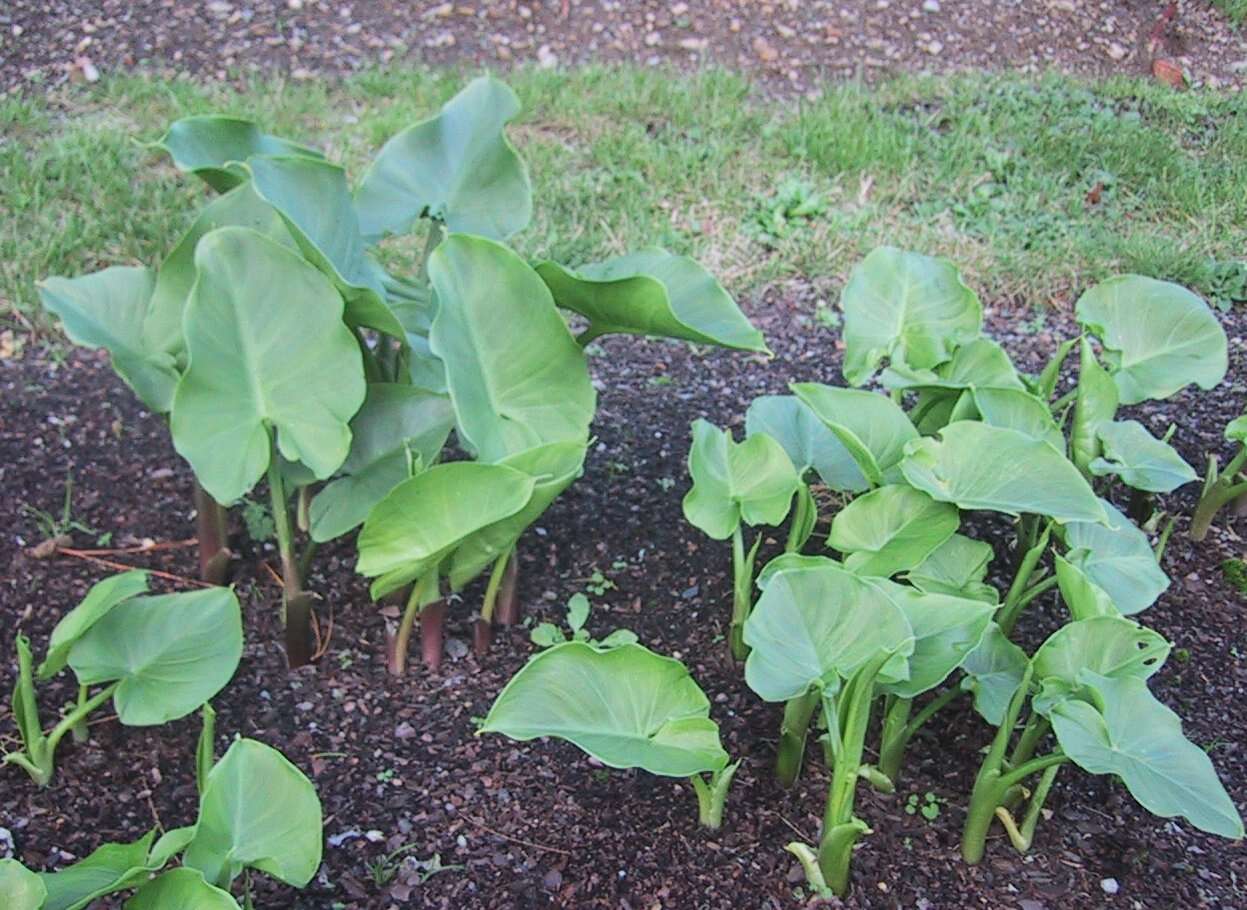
422,600,448,671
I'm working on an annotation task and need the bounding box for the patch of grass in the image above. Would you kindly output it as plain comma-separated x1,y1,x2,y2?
3,66,1246,332
1221,558,1247,596
1213,0,1247,26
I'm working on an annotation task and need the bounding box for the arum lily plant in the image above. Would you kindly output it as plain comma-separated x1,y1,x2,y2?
1190,414,1247,540
2,705,322,909
38,76,766,672
4,571,242,787
479,641,737,829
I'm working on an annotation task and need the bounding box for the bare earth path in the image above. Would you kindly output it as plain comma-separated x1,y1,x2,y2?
2,0,1245,94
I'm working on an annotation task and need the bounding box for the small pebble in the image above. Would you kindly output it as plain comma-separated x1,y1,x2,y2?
1101,878,1120,895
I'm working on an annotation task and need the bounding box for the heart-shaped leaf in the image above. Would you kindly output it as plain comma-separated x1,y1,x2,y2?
1032,615,1170,714
970,387,1064,451
147,182,297,358
449,441,586,589
428,234,595,461
37,267,178,413
744,395,867,492
682,421,799,540
479,641,729,777
184,739,323,889
356,461,536,597
38,570,150,680
790,383,918,486
900,422,1108,524
840,246,982,386
1049,672,1243,839
154,116,323,192
867,580,994,699
246,156,405,338
1053,553,1117,621
904,534,998,603
170,227,366,504
355,76,531,241
743,563,914,702
1076,275,1227,405
1060,500,1168,614
536,249,767,352
308,383,455,543
828,485,959,578
68,588,243,726
883,338,1023,392
1090,420,1197,493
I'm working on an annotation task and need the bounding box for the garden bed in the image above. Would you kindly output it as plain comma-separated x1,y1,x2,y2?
2,288,1243,909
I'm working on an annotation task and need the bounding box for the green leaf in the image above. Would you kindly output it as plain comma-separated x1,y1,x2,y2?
755,553,841,591
68,588,243,726
447,441,587,590
40,830,157,910
1070,337,1119,474
742,562,914,702
840,246,982,386
790,383,918,486
867,580,994,699
184,739,323,889
536,250,767,352
828,485,959,578
959,622,1029,725
0,859,46,910
245,156,405,338
125,869,240,910
744,394,867,492
900,422,1108,524
883,338,1024,392
904,534,998,604
566,593,591,633
597,628,639,648
1226,415,1247,444
479,641,729,777
356,461,536,598
170,226,366,504
37,266,179,413
1076,275,1228,405
971,387,1064,451
428,234,595,461
1089,420,1197,494
1060,500,1168,615
1053,553,1117,622
355,76,531,241
154,115,323,192
682,421,799,540
147,183,297,359
1049,672,1243,839
308,383,454,543
529,623,566,647
1032,615,1169,695
37,570,149,680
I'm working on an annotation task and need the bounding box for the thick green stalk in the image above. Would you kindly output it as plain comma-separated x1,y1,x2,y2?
691,760,740,829
196,703,217,795
70,684,89,744
996,761,1062,853
997,523,1052,637
9,681,122,787
776,689,820,787
819,654,889,895
391,578,429,676
876,686,963,785
962,666,1033,863
267,449,310,667
474,549,512,656
784,484,817,553
728,528,763,661
193,480,230,585
1191,447,1247,541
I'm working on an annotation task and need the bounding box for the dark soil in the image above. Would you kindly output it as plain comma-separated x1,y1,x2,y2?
2,0,1245,95
1,280,1245,909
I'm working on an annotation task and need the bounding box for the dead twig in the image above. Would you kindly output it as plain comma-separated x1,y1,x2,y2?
462,815,573,856
56,550,212,588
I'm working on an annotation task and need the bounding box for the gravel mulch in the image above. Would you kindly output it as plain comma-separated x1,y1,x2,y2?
2,0,1245,95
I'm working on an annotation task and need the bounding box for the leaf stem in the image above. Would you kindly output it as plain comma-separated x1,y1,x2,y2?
776,689,821,787
267,445,309,667
691,760,740,829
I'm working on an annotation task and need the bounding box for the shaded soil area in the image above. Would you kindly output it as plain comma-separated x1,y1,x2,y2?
1,283,1245,909
2,0,1245,95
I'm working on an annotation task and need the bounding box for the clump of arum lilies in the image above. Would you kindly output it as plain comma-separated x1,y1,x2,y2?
485,245,1244,898
36,77,767,672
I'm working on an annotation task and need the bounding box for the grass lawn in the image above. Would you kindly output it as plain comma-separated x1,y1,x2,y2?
3,65,1246,332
